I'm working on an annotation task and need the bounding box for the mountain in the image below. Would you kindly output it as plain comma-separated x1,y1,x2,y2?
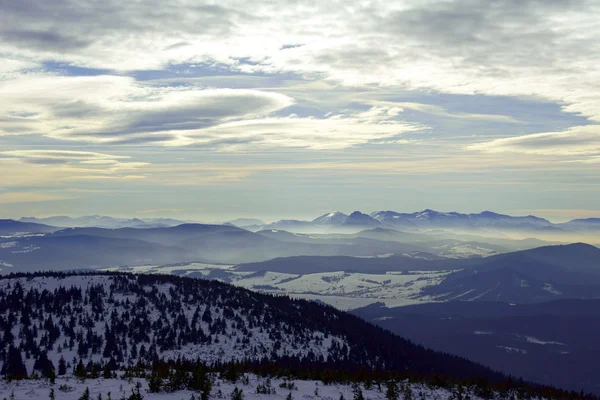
226,218,266,228
0,271,509,382
312,211,380,229
312,211,348,226
0,219,59,236
341,211,380,228
419,243,600,303
266,212,380,233
236,243,600,305
353,299,600,394
370,210,554,231
0,234,197,272
235,254,472,274
19,215,188,229
6,223,430,268
369,211,420,230
559,218,600,231
262,220,317,233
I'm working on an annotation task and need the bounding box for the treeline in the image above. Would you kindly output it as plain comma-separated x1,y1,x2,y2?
121,358,600,400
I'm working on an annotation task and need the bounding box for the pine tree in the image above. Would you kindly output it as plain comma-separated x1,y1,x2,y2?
103,364,112,379
58,356,67,376
128,381,144,400
75,359,87,381
49,388,56,400
79,387,91,400
353,384,364,400
148,370,162,393
231,387,244,400
1,345,27,380
201,377,213,400
386,381,399,400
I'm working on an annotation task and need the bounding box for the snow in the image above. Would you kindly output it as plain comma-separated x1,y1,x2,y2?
103,264,450,311
523,336,566,346
0,373,524,400
431,244,498,258
542,283,562,295
0,275,350,369
497,346,527,355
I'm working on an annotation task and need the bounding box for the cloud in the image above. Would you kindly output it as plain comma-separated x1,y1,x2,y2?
0,74,294,145
0,73,423,149
0,150,150,186
1,0,599,157
0,150,129,161
367,101,520,123
0,192,77,204
469,125,600,156
184,106,425,150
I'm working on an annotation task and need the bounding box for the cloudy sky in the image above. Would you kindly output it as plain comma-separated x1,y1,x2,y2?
0,0,599,222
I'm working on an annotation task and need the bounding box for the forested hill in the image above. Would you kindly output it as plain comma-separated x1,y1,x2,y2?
0,272,498,381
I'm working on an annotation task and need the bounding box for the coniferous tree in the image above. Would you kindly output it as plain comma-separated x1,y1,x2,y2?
353,384,364,400
386,381,399,400
231,387,244,400
75,359,87,381
1,345,27,380
58,356,67,376
79,387,91,400
148,370,162,393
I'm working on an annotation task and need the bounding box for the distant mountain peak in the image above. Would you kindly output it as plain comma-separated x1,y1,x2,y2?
312,211,348,225
343,211,380,227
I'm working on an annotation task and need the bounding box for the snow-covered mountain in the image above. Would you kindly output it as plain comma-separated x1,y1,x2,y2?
312,212,348,226
370,209,554,230
0,272,589,400
0,272,505,380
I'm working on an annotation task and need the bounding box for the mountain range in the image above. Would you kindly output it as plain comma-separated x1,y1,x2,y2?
12,209,600,235
253,209,600,235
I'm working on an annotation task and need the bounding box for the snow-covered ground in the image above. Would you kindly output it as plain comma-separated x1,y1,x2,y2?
103,264,450,310
0,374,497,400
0,275,348,368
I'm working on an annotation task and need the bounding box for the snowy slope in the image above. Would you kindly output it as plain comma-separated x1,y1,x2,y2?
0,274,348,373
0,374,539,400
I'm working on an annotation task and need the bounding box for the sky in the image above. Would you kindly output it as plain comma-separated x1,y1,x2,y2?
0,0,599,223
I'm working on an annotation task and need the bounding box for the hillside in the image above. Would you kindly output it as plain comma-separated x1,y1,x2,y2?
0,220,59,236
353,299,600,394
0,272,502,382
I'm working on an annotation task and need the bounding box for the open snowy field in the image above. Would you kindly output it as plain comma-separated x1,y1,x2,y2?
104,263,449,310
0,374,496,400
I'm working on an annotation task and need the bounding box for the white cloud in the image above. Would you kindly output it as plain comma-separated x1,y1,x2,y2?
183,107,425,150
0,192,77,204
0,74,294,145
468,125,600,156
1,0,599,156
0,149,150,186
